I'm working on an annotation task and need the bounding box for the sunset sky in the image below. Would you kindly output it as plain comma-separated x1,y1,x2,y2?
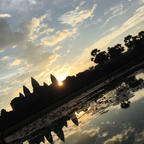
0,0,144,110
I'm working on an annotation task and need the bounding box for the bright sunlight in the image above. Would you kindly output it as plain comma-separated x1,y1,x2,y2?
58,80,63,86
57,73,67,87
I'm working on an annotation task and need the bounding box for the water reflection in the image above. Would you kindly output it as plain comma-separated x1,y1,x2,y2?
3,71,144,144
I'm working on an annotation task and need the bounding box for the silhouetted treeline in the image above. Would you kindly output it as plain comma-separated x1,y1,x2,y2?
0,31,144,134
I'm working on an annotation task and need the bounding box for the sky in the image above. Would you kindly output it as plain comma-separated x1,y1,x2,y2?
0,0,144,110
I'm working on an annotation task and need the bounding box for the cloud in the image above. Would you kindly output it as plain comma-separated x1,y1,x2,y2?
92,5,144,49
0,56,9,61
64,48,71,56
0,0,39,12
0,13,57,66
67,5,144,74
135,130,144,143
104,4,127,25
41,28,77,46
101,26,119,36
20,14,54,41
104,4,124,15
13,41,59,77
27,0,37,5
53,46,62,52
9,59,22,67
0,13,60,109
139,0,144,3
59,3,96,27
0,13,53,50
0,19,26,49
0,13,11,18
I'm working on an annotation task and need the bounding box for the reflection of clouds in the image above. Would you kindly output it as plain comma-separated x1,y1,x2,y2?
136,73,144,80
99,131,108,138
50,112,100,144
64,113,95,137
135,130,144,143
105,121,110,125
131,89,144,103
58,127,100,144
104,127,135,144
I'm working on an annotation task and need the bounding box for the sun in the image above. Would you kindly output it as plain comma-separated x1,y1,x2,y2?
57,73,67,87
58,80,63,86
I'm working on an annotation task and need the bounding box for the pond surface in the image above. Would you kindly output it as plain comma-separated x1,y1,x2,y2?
5,71,144,144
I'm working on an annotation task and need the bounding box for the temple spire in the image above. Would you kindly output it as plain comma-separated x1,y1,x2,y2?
71,113,79,126
23,86,31,97
43,82,49,87
19,92,24,98
45,132,53,144
50,74,58,85
31,77,40,90
54,128,65,142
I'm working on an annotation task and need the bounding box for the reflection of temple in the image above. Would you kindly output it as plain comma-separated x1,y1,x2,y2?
44,132,53,144
71,113,79,126
26,111,79,144
29,135,45,144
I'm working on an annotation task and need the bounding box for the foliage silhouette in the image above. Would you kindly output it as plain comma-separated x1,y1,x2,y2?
108,44,124,59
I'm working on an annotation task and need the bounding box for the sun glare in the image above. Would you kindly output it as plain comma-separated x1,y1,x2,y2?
58,80,63,86
57,73,67,87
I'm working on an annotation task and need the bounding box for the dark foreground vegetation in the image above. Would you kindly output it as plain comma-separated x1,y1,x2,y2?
0,31,144,138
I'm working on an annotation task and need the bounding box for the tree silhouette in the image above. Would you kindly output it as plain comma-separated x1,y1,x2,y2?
124,35,134,49
91,49,109,65
108,44,124,59
91,49,100,57
138,31,144,40
91,48,99,62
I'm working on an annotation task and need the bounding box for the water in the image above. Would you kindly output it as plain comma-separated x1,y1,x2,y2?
4,70,144,144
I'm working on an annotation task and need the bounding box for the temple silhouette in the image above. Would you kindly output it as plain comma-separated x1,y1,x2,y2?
11,111,79,144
